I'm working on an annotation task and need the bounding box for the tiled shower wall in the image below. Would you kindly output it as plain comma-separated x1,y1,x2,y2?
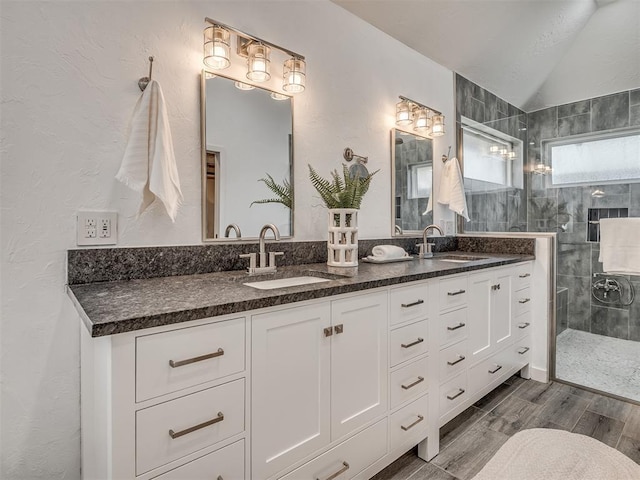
455,74,528,232
528,88,640,341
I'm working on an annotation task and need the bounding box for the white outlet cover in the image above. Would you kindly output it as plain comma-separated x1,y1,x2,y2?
76,211,118,246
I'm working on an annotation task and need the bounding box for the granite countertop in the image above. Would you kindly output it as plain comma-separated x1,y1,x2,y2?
68,252,534,337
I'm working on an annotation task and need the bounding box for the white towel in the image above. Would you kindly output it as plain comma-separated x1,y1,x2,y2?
598,218,640,274
116,80,182,222
370,245,409,260
423,157,470,221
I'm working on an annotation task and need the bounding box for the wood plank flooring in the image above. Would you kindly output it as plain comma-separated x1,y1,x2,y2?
370,377,640,480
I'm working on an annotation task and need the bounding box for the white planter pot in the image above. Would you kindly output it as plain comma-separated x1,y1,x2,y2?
327,208,358,267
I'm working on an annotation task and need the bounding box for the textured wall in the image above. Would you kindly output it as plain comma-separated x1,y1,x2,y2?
0,1,454,477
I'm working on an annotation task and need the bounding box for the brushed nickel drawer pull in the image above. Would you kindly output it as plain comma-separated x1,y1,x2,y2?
401,337,424,348
447,322,466,331
518,322,531,329
317,461,350,480
488,365,503,374
401,414,424,431
169,411,224,439
518,347,530,355
447,355,466,366
169,348,224,368
447,289,466,296
324,327,333,337
519,273,531,278
401,376,425,390
447,388,465,400
401,299,424,308
334,324,344,335
519,298,531,304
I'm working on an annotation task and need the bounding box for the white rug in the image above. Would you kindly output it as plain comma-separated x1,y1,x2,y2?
556,328,640,402
472,428,640,480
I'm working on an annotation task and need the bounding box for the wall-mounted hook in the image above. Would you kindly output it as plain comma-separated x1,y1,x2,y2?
138,56,154,91
442,145,451,163
343,147,368,164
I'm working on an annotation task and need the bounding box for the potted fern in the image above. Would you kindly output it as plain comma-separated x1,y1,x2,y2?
308,164,378,267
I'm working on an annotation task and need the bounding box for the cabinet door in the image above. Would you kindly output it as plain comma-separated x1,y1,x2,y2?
252,303,331,480
331,292,388,441
491,270,512,350
467,270,492,363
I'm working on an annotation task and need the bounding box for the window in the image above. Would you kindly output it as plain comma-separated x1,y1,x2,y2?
546,129,640,186
407,163,432,199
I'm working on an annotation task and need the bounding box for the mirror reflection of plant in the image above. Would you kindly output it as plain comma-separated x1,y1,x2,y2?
250,174,292,209
308,164,379,209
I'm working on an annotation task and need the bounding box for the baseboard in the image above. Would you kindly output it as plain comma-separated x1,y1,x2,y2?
530,366,548,383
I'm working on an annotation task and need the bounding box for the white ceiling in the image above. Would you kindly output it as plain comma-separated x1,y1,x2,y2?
332,0,640,112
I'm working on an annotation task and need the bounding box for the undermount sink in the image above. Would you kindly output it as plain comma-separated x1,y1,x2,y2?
430,255,489,263
243,275,332,290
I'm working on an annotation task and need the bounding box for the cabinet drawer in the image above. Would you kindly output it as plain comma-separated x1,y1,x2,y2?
390,283,430,326
390,357,429,409
390,319,429,367
438,340,469,383
468,349,512,398
279,419,387,480
512,335,531,368
513,264,532,290
136,317,245,402
439,308,468,347
136,379,245,475
513,311,532,340
439,372,468,417
514,287,532,317
438,275,468,311
390,394,429,451
152,439,244,480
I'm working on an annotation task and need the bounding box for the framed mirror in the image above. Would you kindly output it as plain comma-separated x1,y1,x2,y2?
391,128,434,235
201,71,293,241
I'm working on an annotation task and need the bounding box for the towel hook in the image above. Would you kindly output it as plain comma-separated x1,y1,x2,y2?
442,145,451,163
343,147,368,165
138,56,154,92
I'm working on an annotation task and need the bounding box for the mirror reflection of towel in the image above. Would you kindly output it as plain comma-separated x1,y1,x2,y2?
423,157,470,221
116,80,183,221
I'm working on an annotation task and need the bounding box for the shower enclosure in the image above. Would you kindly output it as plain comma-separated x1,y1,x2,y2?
456,74,640,403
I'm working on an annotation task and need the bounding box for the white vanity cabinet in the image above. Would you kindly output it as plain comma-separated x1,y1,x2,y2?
251,291,388,480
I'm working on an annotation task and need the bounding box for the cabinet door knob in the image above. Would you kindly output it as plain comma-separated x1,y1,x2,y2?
169,348,224,368
334,324,344,335
401,414,424,431
401,337,424,348
491,284,501,291
317,461,350,480
169,411,224,439
323,327,333,337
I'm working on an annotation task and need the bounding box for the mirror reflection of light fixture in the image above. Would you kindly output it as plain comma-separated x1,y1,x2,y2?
203,25,231,70
591,189,605,198
204,17,306,94
283,57,306,93
489,145,500,154
395,96,445,137
234,81,255,90
507,151,517,160
270,92,289,101
533,162,552,175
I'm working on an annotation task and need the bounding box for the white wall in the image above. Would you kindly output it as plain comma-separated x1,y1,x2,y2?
0,1,454,477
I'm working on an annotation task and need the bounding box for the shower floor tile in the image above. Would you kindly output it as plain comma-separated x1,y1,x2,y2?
556,329,640,402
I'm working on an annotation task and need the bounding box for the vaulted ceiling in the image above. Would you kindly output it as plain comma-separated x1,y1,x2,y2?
332,0,640,111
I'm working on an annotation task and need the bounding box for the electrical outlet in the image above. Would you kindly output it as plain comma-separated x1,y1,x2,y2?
77,211,118,246
445,220,455,236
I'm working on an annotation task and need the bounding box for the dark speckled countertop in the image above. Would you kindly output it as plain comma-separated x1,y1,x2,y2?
68,252,533,337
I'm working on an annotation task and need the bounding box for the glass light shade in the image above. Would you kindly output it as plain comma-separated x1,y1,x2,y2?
271,92,289,101
431,115,445,137
413,108,431,131
203,25,231,70
234,81,255,91
396,100,413,126
283,57,306,93
489,145,501,154
499,146,509,156
247,43,271,82
507,151,517,160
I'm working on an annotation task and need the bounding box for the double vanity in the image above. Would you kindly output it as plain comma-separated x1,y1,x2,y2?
69,240,536,480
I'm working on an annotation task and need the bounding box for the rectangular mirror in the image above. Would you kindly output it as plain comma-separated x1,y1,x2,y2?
391,128,434,235
201,71,293,241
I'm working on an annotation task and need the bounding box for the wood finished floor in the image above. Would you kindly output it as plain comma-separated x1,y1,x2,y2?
370,377,640,480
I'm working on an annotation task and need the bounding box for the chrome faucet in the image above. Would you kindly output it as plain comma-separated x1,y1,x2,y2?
417,224,444,258
240,223,284,275
224,223,242,238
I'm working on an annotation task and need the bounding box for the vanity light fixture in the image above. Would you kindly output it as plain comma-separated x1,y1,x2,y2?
204,17,306,93
203,24,231,70
234,81,255,91
395,96,445,137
